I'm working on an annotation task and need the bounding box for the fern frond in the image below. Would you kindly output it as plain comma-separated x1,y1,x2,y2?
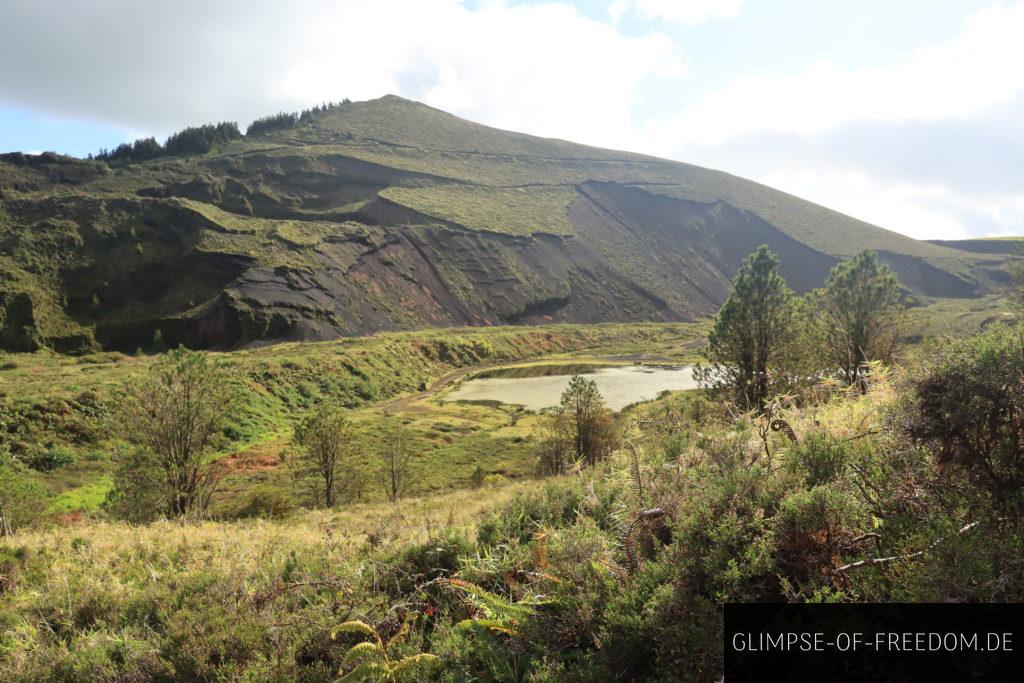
457,618,522,636
625,439,647,505
336,660,387,682
333,620,378,640
391,653,440,679
342,641,384,667
384,619,410,648
446,579,533,617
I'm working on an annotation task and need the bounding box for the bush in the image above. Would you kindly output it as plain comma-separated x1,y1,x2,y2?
382,530,475,594
24,444,77,472
219,485,295,519
103,447,166,523
784,434,853,487
119,347,234,518
481,482,583,545
905,323,1024,510
773,485,859,586
469,465,486,488
481,473,509,488
0,459,46,535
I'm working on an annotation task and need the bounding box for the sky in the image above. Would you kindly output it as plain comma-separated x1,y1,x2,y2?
1,0,1021,240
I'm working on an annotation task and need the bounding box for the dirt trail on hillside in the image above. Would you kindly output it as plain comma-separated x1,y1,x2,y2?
380,362,520,413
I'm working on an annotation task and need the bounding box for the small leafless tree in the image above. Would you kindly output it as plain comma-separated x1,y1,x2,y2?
379,417,414,502
121,347,233,518
293,405,355,508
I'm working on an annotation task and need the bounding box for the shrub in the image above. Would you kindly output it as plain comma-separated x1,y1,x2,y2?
905,323,1024,510
0,459,46,535
382,530,476,595
119,347,234,518
220,485,296,519
773,485,858,586
24,444,77,471
481,474,509,488
481,482,583,545
784,434,853,486
103,447,166,523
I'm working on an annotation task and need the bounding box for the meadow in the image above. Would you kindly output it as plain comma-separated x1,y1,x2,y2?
0,321,700,517
4,317,1024,680
0,279,1020,681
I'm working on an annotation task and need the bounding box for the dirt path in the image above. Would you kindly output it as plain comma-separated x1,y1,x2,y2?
380,360,525,413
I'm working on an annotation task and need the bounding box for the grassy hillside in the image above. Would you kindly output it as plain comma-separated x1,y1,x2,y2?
0,322,700,515
1,292,1007,520
0,96,1010,353
5,328,1024,680
928,236,1023,254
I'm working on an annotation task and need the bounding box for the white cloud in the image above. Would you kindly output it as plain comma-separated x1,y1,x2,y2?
758,169,977,240
381,2,688,148
0,0,686,151
422,62,477,113
623,1,1024,239
635,0,743,24
645,2,1024,146
1,0,1021,240
608,0,629,24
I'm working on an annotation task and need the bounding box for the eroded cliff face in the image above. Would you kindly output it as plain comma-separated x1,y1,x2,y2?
0,98,1006,352
33,194,687,353
0,174,996,353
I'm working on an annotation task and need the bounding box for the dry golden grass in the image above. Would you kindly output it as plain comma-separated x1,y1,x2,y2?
10,477,550,574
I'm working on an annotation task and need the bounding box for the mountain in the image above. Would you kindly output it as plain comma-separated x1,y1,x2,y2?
0,95,1010,353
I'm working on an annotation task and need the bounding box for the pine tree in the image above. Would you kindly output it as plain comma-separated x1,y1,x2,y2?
815,250,905,387
696,245,797,411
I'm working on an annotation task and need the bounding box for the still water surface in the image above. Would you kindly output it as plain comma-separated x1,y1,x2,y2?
442,365,698,411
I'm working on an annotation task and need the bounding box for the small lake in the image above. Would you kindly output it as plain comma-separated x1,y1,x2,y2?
442,365,698,411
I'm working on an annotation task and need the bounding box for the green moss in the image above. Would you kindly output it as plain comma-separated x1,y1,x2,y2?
47,478,113,513
381,184,576,236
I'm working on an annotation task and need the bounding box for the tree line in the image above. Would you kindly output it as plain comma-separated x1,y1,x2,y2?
697,246,905,411
90,99,352,165
92,122,242,164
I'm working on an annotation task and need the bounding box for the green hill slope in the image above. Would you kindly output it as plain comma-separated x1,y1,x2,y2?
0,95,1008,352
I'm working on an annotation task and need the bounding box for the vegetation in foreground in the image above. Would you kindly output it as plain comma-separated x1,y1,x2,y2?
1,246,1023,680
3,322,1024,680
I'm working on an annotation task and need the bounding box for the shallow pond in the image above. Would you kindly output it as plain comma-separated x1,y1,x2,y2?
442,365,698,411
